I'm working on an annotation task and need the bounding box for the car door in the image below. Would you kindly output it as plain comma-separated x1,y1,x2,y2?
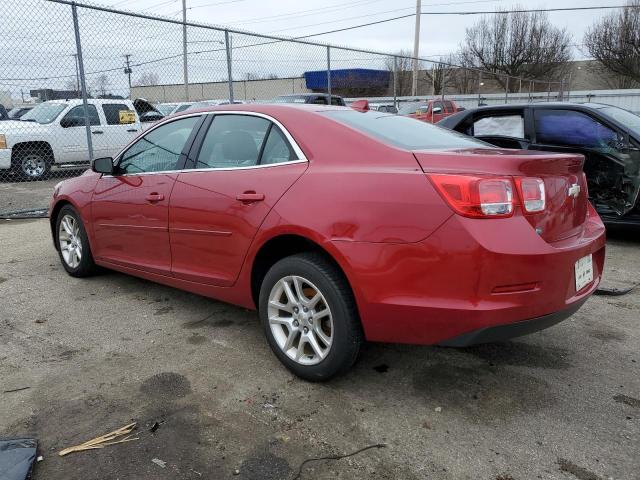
91,115,203,274
169,113,308,286
99,102,141,157
59,104,101,162
529,107,639,216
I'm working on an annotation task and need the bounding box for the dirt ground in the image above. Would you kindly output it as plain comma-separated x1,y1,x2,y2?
0,218,638,480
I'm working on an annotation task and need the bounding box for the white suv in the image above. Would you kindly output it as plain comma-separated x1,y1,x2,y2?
0,98,143,180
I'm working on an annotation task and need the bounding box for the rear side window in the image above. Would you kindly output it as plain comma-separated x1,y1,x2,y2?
444,101,455,113
102,103,132,125
473,113,525,139
535,109,617,148
323,110,485,150
195,115,270,169
261,126,298,164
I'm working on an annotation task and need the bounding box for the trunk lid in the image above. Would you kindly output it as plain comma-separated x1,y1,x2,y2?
413,148,589,243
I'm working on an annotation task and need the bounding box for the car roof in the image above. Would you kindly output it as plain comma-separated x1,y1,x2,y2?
276,93,339,98
460,101,613,111
175,103,347,116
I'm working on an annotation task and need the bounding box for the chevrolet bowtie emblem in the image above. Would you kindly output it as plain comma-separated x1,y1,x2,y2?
568,184,581,198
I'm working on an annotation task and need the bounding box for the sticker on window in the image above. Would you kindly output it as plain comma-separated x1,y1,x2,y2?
119,110,136,124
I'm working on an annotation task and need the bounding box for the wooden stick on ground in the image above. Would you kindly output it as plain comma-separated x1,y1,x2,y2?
58,422,138,456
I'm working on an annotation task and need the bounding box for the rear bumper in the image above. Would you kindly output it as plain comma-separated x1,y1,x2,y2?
438,298,587,347
333,205,606,345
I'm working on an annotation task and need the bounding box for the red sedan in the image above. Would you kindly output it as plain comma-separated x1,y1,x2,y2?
50,104,605,381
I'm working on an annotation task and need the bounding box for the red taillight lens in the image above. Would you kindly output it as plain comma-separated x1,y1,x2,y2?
428,174,515,218
516,177,546,213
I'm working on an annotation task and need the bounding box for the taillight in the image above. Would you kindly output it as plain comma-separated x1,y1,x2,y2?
516,177,545,213
428,174,515,218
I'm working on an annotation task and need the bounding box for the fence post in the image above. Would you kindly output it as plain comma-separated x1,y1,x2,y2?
225,30,234,103
393,56,398,108
547,80,551,101
477,71,483,106
182,0,189,101
71,2,94,161
326,46,331,97
505,76,509,104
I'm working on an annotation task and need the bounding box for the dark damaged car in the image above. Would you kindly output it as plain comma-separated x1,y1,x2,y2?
438,103,640,225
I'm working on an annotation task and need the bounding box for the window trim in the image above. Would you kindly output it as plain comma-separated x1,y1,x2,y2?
108,111,308,177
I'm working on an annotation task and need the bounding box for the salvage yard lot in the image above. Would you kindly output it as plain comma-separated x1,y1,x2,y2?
1,218,638,480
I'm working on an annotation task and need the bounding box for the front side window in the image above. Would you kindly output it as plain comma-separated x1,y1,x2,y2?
118,116,200,174
195,115,271,169
61,105,100,127
102,103,133,125
473,113,525,139
534,109,617,149
323,110,486,150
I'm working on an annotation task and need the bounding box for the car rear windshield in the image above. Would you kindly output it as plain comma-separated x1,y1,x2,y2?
397,102,427,115
323,110,486,150
273,96,309,104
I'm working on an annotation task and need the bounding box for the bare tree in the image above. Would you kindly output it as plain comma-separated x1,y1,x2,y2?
92,74,110,97
385,50,414,96
584,0,640,86
133,72,159,87
459,6,572,91
63,79,78,92
425,57,456,95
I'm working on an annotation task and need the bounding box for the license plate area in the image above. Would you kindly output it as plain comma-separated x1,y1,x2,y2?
575,254,594,292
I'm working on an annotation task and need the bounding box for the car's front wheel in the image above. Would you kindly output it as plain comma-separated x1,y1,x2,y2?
55,205,99,277
13,147,51,181
259,252,362,381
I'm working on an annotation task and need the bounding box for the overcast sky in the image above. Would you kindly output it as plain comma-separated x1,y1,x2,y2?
1,0,625,101
101,0,618,57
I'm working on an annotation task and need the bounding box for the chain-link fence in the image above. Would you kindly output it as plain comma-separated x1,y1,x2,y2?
1,0,570,185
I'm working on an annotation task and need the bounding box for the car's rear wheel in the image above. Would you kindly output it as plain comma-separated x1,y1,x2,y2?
259,252,362,381
55,205,99,277
13,147,51,181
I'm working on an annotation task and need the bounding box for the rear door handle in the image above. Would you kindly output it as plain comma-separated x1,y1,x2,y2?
236,192,265,203
92,130,104,134
146,193,165,202
127,129,138,133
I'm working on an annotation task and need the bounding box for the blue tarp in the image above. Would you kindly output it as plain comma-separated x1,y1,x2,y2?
304,69,390,90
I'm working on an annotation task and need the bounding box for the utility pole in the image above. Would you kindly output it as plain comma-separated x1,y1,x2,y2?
182,0,189,101
124,54,132,97
411,0,421,96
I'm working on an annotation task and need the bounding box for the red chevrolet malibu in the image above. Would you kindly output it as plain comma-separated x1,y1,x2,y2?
50,104,605,381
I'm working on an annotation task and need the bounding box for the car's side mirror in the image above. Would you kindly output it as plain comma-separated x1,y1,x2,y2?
432,107,443,114
91,157,114,175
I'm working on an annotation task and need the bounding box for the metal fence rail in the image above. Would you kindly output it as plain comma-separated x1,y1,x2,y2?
0,0,577,184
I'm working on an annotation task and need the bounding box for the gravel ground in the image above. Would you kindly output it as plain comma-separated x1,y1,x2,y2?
0,172,85,213
0,218,638,480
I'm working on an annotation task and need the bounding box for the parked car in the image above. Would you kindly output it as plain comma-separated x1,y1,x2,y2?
398,99,460,123
0,98,145,180
156,102,193,116
272,94,346,106
186,99,245,111
7,106,35,119
438,102,640,225
50,104,605,380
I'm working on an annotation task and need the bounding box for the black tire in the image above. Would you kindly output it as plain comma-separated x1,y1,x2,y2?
55,205,99,277
12,146,52,181
259,252,362,381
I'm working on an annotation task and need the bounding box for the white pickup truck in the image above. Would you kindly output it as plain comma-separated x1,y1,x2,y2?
0,98,161,180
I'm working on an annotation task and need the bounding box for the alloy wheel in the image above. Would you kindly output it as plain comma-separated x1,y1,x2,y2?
21,154,46,178
267,275,334,365
58,214,83,268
